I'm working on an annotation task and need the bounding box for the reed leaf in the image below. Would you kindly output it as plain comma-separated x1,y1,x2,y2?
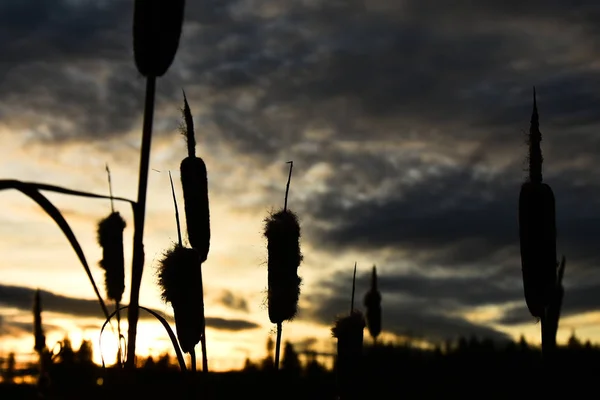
0,180,110,321
100,305,187,371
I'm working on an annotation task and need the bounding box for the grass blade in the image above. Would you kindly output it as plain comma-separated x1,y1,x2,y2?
0,181,110,321
100,305,187,371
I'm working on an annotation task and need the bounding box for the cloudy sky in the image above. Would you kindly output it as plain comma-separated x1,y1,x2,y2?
2,0,600,371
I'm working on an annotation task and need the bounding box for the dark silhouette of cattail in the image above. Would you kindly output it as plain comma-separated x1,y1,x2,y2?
157,244,203,354
333,263,365,400
33,289,45,353
263,161,303,370
98,165,127,366
133,0,185,78
157,172,205,373
264,210,303,324
127,0,187,368
97,212,127,304
364,265,381,342
519,87,557,320
180,91,210,263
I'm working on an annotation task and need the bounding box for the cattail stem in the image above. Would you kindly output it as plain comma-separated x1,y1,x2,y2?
126,75,156,369
350,262,357,313
106,164,115,213
529,87,543,184
274,322,282,370
169,171,183,247
284,161,293,211
199,271,208,374
116,301,122,367
190,349,197,373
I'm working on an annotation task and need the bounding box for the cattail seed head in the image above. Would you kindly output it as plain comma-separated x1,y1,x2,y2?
33,289,46,353
363,266,381,340
133,0,185,77
332,311,365,400
180,94,210,262
97,212,126,304
519,88,557,318
264,209,303,324
157,244,204,354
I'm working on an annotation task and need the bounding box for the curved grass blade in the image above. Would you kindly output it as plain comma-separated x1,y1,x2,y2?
100,305,186,371
0,179,136,212
0,181,110,320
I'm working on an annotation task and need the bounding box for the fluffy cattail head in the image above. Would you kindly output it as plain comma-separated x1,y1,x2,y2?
133,0,185,77
264,209,303,324
519,88,557,318
33,289,46,353
364,266,381,340
157,244,204,354
97,212,127,303
180,94,210,262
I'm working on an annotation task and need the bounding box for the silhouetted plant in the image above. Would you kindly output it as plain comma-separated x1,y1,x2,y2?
332,263,365,400
127,0,186,367
363,265,381,343
263,161,303,370
97,164,127,366
518,88,565,361
179,92,210,373
157,172,204,372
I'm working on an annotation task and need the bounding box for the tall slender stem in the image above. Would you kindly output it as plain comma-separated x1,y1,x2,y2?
274,322,282,370
284,161,293,211
126,75,156,368
199,269,208,373
190,349,197,373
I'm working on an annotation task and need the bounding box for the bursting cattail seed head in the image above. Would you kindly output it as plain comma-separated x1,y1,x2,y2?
97,212,126,304
157,244,204,354
33,289,46,353
264,209,303,324
364,266,381,340
180,93,210,262
133,0,185,77
519,88,557,318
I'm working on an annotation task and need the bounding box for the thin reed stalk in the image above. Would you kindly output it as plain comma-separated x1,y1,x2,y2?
126,75,156,368
127,0,185,367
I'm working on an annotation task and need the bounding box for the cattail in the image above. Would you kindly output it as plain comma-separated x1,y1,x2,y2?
33,289,45,353
332,263,365,400
263,161,303,370
158,244,204,354
519,87,557,319
264,209,303,324
180,91,210,263
363,265,381,341
97,212,127,303
133,0,186,77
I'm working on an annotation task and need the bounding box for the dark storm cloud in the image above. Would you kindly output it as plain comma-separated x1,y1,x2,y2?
301,269,513,343
496,280,600,326
0,284,260,332
5,0,600,333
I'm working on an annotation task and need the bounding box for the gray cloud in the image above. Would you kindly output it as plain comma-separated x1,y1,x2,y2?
217,290,249,313
0,284,260,332
4,0,600,339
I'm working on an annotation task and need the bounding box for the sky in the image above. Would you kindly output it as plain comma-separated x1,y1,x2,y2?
2,0,600,372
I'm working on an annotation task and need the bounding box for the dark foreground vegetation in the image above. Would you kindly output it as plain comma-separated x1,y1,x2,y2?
1,335,596,399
